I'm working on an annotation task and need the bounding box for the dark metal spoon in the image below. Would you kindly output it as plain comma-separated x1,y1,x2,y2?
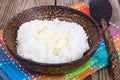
89,0,120,80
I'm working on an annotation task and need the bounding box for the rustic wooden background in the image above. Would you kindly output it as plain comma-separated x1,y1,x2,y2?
0,0,120,80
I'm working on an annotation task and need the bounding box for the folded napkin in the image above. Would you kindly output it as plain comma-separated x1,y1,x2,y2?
0,2,120,80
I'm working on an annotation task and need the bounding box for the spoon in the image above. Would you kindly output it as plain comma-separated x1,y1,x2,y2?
89,0,120,80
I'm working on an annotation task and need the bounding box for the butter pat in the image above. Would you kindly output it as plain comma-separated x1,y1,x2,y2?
37,27,55,40
54,39,68,50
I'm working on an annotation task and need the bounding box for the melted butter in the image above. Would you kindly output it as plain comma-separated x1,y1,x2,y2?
54,39,68,50
37,27,55,41
53,39,68,56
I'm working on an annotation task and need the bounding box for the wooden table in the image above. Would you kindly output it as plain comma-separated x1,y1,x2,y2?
0,0,120,80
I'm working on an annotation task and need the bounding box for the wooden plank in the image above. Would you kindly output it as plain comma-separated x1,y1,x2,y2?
57,0,90,6
57,0,79,6
98,68,113,80
0,0,54,27
109,0,120,26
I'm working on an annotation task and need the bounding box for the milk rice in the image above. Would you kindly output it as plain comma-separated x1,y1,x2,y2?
16,19,90,64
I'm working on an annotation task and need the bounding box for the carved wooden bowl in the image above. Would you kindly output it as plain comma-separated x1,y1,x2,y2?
3,5,100,74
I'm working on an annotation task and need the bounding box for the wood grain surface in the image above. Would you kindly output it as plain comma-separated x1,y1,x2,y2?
0,0,120,80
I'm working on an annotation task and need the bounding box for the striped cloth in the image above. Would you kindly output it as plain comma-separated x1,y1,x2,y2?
0,2,120,80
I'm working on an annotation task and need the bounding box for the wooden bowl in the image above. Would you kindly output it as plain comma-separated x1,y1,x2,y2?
3,5,100,74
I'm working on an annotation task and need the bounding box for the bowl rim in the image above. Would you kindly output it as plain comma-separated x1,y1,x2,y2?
4,5,100,66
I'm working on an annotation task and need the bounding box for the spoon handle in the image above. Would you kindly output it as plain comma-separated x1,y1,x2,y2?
101,19,120,80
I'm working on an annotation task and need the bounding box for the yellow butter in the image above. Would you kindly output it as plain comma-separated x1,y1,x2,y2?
54,39,67,50
37,27,55,40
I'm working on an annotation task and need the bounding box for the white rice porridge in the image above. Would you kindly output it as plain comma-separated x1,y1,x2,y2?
16,19,89,64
